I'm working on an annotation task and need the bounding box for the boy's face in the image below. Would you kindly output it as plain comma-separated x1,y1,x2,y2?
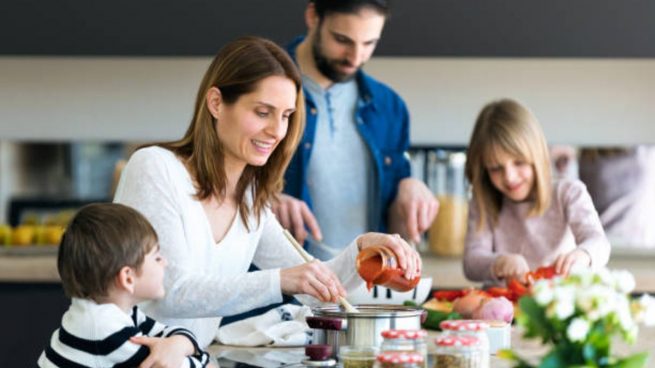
133,244,167,301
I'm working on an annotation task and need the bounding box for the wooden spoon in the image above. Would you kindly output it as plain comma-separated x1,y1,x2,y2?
282,229,359,313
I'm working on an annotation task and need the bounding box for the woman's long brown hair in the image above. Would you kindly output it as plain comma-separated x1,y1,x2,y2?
157,36,305,230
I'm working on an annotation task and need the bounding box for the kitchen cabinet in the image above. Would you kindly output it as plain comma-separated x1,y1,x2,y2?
2,0,655,57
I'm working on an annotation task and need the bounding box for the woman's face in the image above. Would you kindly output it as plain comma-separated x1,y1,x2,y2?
213,75,297,171
485,148,535,202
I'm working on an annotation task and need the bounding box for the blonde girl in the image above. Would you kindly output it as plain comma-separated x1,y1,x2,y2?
463,99,610,284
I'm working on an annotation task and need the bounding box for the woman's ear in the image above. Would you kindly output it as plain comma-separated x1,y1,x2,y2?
116,266,136,294
206,87,223,120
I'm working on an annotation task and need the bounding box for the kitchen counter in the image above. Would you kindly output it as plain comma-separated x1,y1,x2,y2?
2,247,655,292
208,326,655,367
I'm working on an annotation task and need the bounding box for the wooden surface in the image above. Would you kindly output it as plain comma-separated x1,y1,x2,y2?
2,247,655,293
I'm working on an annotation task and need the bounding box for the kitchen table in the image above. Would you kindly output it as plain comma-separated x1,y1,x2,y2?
208,326,655,367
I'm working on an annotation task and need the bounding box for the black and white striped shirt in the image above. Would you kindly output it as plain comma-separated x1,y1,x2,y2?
38,298,210,367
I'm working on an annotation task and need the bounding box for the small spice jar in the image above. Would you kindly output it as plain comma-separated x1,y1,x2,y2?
356,245,420,292
433,335,486,368
439,320,489,367
339,345,378,368
374,352,424,368
301,344,337,367
380,329,428,368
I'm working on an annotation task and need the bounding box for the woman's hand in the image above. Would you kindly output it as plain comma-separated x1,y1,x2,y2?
554,249,591,275
280,261,346,303
130,335,193,368
493,254,530,282
357,233,422,280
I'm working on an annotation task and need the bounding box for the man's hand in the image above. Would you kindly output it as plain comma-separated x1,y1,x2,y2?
388,178,439,244
272,194,322,245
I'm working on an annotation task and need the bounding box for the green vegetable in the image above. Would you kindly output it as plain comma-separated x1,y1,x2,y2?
404,300,461,330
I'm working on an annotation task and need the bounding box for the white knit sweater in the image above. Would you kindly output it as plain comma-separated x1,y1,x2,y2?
114,147,362,347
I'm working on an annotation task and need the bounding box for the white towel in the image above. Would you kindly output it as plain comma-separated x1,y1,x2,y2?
216,304,313,346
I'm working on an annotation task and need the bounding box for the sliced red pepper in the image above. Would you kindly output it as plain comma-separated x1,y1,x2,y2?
432,289,466,302
533,265,558,280
507,278,529,298
485,286,513,299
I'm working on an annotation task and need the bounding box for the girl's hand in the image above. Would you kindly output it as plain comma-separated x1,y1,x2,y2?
130,335,193,368
493,254,530,282
280,261,346,303
357,232,422,280
554,249,591,275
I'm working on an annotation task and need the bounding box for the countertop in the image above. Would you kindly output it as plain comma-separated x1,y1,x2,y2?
2,247,655,292
208,326,655,367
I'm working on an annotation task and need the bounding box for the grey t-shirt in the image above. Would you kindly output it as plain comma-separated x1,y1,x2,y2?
303,76,373,260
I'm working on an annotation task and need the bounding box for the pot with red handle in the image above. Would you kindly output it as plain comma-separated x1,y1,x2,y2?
306,304,426,359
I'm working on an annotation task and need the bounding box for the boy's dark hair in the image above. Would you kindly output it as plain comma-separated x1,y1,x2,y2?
311,0,390,18
57,203,158,299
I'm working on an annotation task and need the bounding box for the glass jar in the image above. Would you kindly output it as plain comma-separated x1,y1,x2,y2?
374,352,424,368
380,329,428,368
356,245,420,292
439,320,489,367
432,335,486,368
427,150,468,257
339,345,378,368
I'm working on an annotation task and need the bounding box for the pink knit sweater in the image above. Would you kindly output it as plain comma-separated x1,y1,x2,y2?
463,179,610,284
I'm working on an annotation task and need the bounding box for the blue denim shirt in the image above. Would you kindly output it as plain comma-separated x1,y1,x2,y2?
284,36,411,233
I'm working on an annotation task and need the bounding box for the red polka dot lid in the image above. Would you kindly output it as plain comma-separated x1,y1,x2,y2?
381,329,428,339
376,352,424,364
439,319,489,331
435,335,481,347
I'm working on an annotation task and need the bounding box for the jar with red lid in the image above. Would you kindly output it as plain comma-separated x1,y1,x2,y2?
433,335,487,368
380,329,428,368
374,351,424,368
438,320,489,367
356,245,420,292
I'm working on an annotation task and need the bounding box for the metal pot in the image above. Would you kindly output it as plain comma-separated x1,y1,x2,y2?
306,304,425,358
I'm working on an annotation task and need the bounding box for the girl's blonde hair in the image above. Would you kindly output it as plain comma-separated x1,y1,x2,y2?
465,99,552,231
155,36,305,230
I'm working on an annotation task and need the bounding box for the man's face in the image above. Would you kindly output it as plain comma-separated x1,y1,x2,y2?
311,8,386,83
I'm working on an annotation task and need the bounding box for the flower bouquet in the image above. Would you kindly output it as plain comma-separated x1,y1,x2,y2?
500,267,655,368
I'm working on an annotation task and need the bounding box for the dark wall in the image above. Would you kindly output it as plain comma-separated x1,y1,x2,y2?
2,0,655,57
0,283,69,367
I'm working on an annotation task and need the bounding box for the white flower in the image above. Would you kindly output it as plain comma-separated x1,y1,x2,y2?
567,317,590,342
612,270,636,294
633,294,655,327
533,280,554,306
550,285,576,319
596,267,614,287
615,296,634,332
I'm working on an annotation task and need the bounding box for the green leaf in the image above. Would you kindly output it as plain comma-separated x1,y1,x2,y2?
610,352,650,368
519,296,554,342
538,350,566,368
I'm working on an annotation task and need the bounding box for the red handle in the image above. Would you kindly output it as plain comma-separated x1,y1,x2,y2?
306,316,344,331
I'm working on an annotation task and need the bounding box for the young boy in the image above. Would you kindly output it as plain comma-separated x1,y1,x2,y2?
38,203,212,367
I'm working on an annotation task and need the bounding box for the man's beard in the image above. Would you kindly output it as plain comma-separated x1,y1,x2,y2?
312,33,359,83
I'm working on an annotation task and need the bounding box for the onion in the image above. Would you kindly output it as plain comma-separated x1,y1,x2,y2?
472,296,514,323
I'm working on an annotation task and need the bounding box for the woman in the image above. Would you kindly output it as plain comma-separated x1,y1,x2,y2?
114,36,421,348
